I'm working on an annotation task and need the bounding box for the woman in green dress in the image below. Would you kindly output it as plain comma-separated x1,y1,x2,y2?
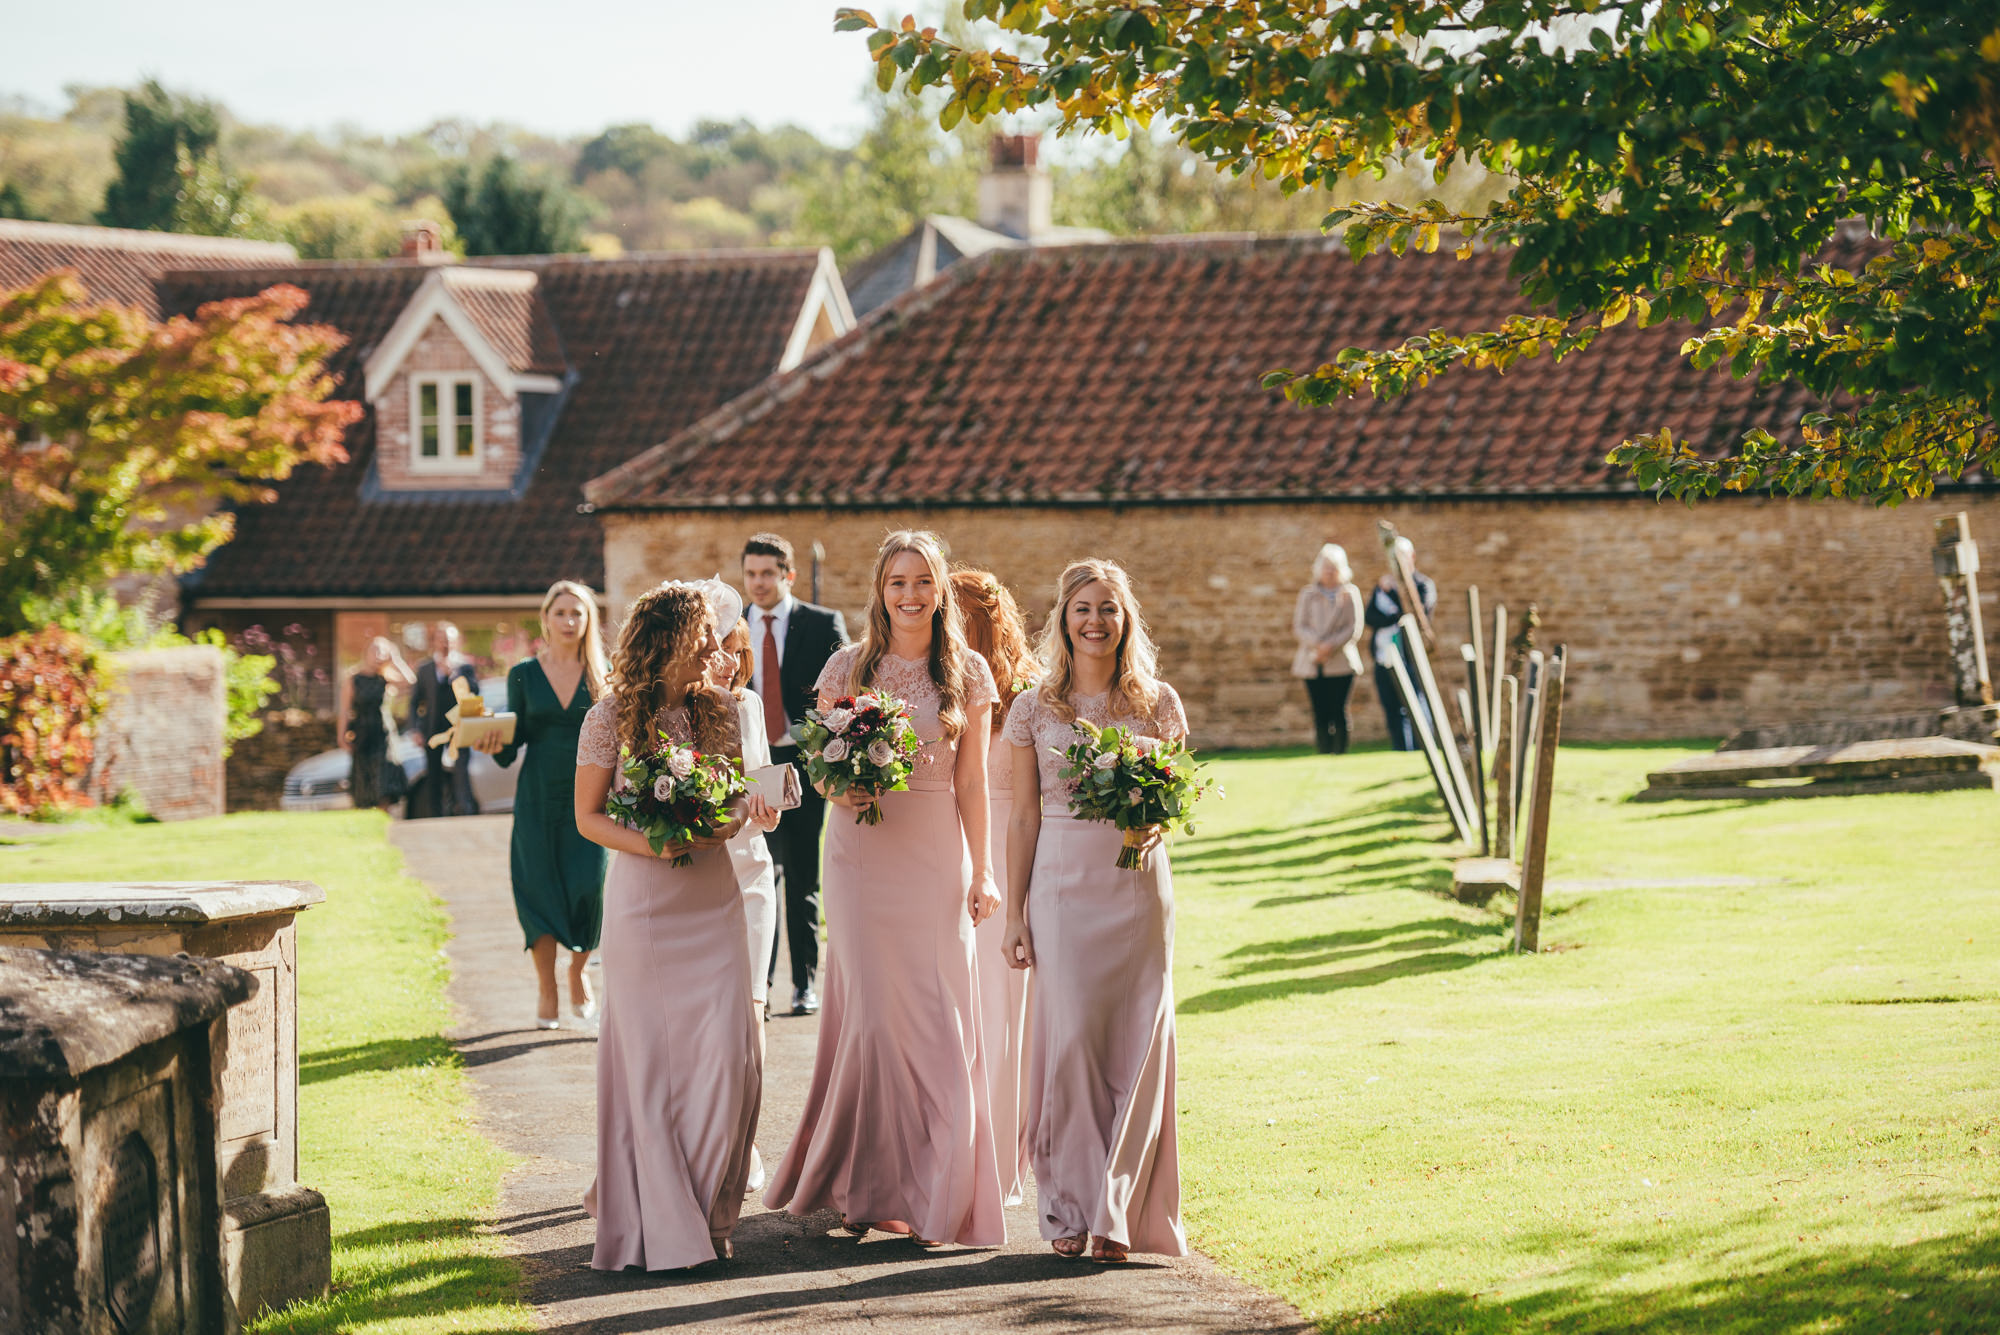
476,580,610,1028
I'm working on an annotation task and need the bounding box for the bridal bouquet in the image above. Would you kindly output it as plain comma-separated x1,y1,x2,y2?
1056,720,1217,869
799,692,920,826
608,733,746,867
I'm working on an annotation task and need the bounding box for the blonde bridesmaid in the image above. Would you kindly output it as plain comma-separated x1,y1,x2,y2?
574,582,779,1270
950,568,1037,1208
1001,559,1190,1263
764,530,1006,1248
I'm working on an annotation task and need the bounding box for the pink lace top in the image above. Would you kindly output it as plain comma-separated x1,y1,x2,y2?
577,698,692,782
1001,681,1189,816
815,645,998,793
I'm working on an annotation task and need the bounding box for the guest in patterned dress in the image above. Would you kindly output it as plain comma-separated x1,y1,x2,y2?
572,582,779,1270
951,567,1038,1208
764,530,1007,1248
474,581,609,1029
1002,558,1190,1263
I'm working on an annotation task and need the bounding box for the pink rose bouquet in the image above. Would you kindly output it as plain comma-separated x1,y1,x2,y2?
799,691,920,825
1055,720,1217,869
608,731,745,866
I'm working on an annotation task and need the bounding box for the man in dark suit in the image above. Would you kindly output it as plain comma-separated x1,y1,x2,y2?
742,532,848,1016
406,621,482,819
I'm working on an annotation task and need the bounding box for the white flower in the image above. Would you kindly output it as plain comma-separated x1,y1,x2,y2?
1092,751,1120,771
824,737,850,762
867,738,894,766
1126,789,1143,805
667,748,695,780
652,774,674,800
824,707,855,734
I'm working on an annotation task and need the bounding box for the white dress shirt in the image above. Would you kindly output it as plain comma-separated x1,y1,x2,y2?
749,595,796,746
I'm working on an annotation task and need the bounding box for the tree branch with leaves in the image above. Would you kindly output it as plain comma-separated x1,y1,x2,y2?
843,1,2000,504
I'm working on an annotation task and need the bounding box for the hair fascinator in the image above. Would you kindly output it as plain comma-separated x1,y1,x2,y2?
658,575,743,638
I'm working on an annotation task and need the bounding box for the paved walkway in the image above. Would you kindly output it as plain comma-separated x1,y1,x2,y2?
392,815,1310,1333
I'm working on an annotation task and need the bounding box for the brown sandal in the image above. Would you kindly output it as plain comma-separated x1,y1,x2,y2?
1052,1233,1088,1258
1091,1237,1129,1264
840,1217,870,1235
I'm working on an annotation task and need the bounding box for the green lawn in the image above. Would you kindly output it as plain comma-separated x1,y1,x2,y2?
2,810,534,1334
1175,743,2000,1333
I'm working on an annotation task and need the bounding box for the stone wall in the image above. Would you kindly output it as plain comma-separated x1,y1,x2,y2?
95,646,227,820
226,714,338,812
601,494,2000,748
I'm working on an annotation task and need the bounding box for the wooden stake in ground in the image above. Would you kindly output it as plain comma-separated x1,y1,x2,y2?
1515,645,1568,954
1457,681,1489,856
1378,520,1437,650
1466,586,1490,754
1389,647,1474,844
1492,674,1519,861
1934,513,1994,706
1516,650,1546,834
1489,602,1508,754
1403,613,1477,823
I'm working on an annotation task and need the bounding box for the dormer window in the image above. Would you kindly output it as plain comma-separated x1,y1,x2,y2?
411,375,481,473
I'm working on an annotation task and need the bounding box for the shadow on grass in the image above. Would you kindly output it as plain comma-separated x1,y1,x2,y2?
1183,948,1497,1013
251,1217,522,1334
300,1035,457,1085
1322,1226,1999,1335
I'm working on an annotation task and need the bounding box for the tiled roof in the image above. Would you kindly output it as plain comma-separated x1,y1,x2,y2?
592,230,1887,510
441,269,567,376
157,250,826,599
0,218,295,315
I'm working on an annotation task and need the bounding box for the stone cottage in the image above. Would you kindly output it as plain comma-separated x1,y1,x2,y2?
583,231,1998,748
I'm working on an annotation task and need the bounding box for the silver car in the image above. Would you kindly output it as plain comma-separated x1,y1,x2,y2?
280,679,519,813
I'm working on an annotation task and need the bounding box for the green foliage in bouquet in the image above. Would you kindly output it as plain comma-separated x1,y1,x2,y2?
607,733,745,866
1057,719,1218,868
797,691,921,826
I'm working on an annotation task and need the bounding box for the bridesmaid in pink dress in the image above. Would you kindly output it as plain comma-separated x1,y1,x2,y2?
573,581,780,1270
950,568,1038,1207
1001,558,1191,1264
764,530,1007,1248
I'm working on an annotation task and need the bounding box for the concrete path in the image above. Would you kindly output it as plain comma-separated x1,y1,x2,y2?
392,815,1311,1334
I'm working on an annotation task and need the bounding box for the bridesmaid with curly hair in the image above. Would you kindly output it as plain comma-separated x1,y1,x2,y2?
574,581,779,1270
951,567,1038,1208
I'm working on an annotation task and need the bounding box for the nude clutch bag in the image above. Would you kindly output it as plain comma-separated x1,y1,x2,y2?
746,762,802,811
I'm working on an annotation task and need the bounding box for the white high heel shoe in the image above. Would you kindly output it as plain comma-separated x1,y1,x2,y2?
745,1145,766,1195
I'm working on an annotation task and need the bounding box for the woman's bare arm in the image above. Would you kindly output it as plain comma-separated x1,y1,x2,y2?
955,703,997,923
1001,740,1042,969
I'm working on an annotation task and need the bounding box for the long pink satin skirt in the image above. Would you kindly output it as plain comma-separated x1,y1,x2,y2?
975,792,1032,1203
1024,814,1187,1256
587,843,762,1270
764,786,1006,1246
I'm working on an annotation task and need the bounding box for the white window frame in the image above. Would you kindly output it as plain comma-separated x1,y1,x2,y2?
408,374,482,474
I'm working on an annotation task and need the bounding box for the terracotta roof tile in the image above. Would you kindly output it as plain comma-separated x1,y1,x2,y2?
152,250,825,598
592,232,1893,510
0,219,296,316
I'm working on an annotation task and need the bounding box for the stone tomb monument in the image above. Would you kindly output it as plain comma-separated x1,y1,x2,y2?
0,946,255,1334
0,882,330,1325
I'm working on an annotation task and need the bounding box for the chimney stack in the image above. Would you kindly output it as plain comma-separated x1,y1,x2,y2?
400,219,448,263
977,135,1052,241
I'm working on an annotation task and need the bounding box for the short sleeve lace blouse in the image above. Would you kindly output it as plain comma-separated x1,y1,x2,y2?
1001,681,1189,815
814,645,998,792
576,698,693,781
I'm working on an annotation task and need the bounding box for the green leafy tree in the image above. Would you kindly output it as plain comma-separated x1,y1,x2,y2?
0,182,37,221
849,2,2000,504
442,155,591,256
97,79,221,231
0,274,360,633
794,88,988,264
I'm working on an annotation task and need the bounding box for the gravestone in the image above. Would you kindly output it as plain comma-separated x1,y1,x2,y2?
0,946,255,1334
0,882,330,1325
1934,512,1994,707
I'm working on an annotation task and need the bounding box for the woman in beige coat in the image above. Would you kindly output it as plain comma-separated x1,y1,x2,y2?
1292,543,1365,754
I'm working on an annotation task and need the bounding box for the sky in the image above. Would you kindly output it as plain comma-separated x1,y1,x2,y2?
5,0,883,142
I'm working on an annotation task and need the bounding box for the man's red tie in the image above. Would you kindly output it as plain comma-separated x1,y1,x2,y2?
760,615,785,745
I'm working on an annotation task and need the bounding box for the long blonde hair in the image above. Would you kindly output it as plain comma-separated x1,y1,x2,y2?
540,580,609,702
1036,558,1163,726
608,584,737,761
848,530,973,742
951,568,1035,732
